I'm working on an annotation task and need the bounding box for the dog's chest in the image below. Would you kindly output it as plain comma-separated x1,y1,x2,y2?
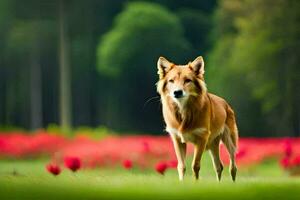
166,127,207,143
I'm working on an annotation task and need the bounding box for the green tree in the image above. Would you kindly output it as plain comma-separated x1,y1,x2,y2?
0,0,127,130
207,0,300,136
0,0,14,126
7,20,56,129
58,0,72,132
97,2,191,132
178,8,213,56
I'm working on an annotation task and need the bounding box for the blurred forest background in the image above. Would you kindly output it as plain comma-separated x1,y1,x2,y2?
0,0,299,137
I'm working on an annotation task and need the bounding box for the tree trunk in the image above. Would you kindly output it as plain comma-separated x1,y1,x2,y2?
285,48,300,137
58,0,72,132
0,55,5,125
30,48,43,130
291,71,300,137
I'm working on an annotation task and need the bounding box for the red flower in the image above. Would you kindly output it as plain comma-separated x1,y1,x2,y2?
142,141,150,153
155,162,168,175
284,139,292,158
46,164,61,176
64,156,81,172
122,159,133,169
236,148,247,159
291,156,300,167
280,157,290,169
167,160,177,168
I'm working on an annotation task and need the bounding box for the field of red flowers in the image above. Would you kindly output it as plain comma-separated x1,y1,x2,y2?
1,130,300,175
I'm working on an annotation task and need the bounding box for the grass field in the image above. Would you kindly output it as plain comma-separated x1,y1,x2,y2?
1,154,300,200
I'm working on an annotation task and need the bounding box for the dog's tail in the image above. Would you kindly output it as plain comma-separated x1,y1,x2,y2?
223,104,238,148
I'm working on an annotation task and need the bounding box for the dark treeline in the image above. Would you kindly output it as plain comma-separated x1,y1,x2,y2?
0,0,299,137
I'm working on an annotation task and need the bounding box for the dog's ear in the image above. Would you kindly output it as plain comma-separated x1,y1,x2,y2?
157,57,173,79
190,56,205,76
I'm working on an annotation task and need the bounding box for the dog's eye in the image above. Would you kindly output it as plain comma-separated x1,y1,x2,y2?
168,79,174,83
184,79,192,84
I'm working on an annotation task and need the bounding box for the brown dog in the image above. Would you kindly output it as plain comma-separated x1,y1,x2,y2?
156,56,238,181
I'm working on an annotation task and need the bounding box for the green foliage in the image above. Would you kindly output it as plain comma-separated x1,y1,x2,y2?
97,2,191,78
207,0,300,136
7,20,56,56
96,2,193,132
46,124,112,138
73,125,113,139
0,0,218,135
0,0,12,34
0,125,25,132
178,8,213,55
1,0,299,136
46,124,68,135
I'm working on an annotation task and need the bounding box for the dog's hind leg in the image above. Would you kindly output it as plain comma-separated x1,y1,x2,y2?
222,105,238,181
209,136,223,181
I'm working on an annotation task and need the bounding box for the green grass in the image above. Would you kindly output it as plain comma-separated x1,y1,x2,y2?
0,156,299,200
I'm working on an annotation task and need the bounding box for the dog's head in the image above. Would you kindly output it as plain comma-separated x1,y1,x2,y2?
156,56,207,106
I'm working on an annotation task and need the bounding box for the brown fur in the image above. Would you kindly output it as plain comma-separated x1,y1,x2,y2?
156,56,238,181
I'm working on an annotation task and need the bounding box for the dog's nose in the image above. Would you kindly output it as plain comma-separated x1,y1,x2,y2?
173,90,183,98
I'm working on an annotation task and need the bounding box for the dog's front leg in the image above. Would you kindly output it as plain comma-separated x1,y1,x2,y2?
171,135,186,181
192,136,208,180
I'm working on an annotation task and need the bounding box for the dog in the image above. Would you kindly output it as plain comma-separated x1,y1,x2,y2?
156,56,238,181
